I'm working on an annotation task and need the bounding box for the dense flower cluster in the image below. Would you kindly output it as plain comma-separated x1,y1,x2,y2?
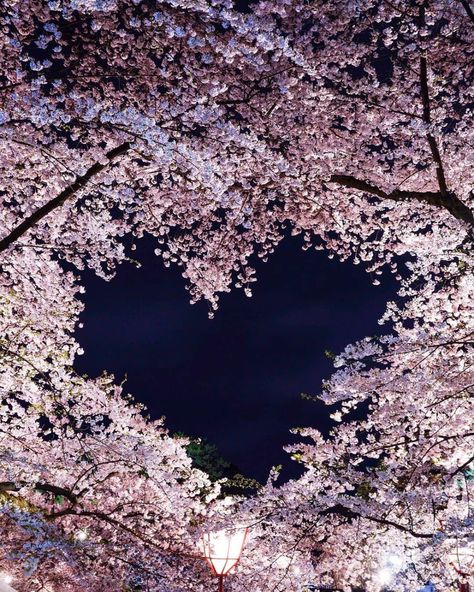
0,0,473,590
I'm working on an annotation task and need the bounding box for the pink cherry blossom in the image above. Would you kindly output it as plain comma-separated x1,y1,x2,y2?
0,0,473,590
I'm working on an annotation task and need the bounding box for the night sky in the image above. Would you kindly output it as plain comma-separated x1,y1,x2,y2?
75,236,398,483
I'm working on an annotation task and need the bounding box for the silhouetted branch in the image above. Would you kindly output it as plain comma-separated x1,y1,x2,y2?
0,141,131,254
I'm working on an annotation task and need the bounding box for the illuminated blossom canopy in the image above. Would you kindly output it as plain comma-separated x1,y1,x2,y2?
0,0,473,590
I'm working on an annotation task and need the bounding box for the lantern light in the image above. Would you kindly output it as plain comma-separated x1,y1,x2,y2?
375,551,404,589
0,574,16,592
202,526,248,592
275,555,292,569
387,554,404,570
377,568,393,586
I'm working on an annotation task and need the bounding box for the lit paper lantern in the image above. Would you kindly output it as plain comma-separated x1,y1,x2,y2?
0,576,17,592
202,526,248,591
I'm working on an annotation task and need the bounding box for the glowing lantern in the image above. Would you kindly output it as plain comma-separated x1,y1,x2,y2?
377,567,394,587
202,526,248,592
0,574,17,592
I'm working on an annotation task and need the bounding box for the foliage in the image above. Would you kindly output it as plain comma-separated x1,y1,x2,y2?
185,436,260,493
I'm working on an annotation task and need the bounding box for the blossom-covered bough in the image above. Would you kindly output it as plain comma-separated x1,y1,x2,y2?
0,0,473,590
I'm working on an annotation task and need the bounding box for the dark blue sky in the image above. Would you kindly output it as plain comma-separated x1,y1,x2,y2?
75,237,398,482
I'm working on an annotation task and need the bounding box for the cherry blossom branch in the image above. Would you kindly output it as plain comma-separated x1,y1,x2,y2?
0,81,23,93
322,504,433,539
329,174,474,226
0,141,131,254
458,0,474,24
45,507,192,557
419,8,449,198
449,453,474,478
0,481,78,504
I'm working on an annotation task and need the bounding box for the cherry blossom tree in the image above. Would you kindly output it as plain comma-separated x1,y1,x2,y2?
1,0,472,305
0,0,473,590
0,333,221,591
239,276,474,592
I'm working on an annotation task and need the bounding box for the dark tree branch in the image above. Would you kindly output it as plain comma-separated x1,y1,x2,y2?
0,481,78,504
330,174,474,227
419,6,449,197
458,0,474,24
0,82,23,93
449,453,474,478
322,504,433,539
45,507,183,557
419,56,449,196
0,141,131,254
